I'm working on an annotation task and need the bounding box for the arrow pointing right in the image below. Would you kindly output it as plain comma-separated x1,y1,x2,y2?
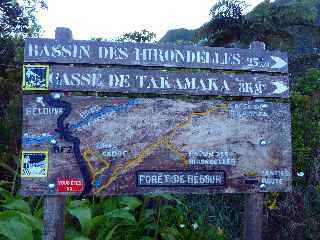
271,81,289,94
270,56,288,69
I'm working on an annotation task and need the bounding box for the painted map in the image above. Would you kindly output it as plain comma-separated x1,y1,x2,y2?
21,95,292,195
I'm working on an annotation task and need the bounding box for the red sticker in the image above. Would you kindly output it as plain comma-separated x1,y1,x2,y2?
56,178,83,192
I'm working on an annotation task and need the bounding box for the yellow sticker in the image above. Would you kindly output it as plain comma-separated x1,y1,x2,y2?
22,65,49,90
21,151,48,177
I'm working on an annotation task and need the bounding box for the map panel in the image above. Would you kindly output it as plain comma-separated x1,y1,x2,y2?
21,95,292,195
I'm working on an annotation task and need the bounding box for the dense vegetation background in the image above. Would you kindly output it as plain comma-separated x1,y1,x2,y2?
0,0,319,239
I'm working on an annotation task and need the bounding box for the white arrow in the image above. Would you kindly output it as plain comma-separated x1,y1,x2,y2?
36,96,46,107
270,56,287,69
271,81,289,94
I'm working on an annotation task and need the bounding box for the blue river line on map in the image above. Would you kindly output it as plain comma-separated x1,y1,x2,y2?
69,99,139,130
22,134,56,145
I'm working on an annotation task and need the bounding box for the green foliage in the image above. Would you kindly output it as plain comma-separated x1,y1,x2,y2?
0,96,21,195
0,0,46,38
265,186,320,239
291,68,320,185
63,194,227,240
199,0,247,46
209,0,247,20
0,0,29,37
294,68,320,95
262,67,320,239
159,28,196,44
117,29,156,43
248,0,318,25
0,0,319,239
199,0,320,48
185,194,243,239
0,187,43,239
67,200,92,236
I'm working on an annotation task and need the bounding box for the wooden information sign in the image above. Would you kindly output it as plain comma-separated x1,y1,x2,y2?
21,95,291,195
24,38,288,73
21,28,292,197
22,27,291,240
23,64,289,97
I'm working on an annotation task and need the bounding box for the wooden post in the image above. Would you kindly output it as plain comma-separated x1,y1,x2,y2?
43,196,66,240
243,193,264,240
242,42,266,240
42,27,72,240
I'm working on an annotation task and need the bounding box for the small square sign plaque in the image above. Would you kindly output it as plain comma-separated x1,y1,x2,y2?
22,65,49,90
56,178,84,192
21,151,48,177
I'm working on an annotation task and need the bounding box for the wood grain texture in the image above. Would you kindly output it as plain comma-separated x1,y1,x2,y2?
24,38,288,73
243,193,264,240
42,65,290,97
41,26,68,240
43,196,65,240
20,95,292,195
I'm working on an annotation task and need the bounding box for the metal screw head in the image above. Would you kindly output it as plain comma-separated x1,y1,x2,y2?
297,172,305,177
52,93,63,99
260,183,266,188
48,183,55,189
260,140,267,146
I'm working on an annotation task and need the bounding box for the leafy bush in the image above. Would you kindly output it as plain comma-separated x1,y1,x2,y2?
263,68,320,240
0,187,43,240
64,194,226,240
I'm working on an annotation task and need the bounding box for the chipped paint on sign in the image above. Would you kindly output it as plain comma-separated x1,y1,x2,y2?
20,95,292,195
39,65,290,97
24,39,288,73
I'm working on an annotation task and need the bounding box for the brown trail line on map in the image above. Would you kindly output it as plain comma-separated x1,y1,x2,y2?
94,103,227,193
163,141,188,167
21,95,292,194
83,149,110,186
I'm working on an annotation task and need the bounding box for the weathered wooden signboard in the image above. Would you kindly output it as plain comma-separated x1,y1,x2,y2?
24,38,288,73
23,65,289,97
22,28,291,240
21,95,291,195
21,28,291,198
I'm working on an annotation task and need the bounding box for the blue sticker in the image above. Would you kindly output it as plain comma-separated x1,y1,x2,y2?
95,179,102,188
